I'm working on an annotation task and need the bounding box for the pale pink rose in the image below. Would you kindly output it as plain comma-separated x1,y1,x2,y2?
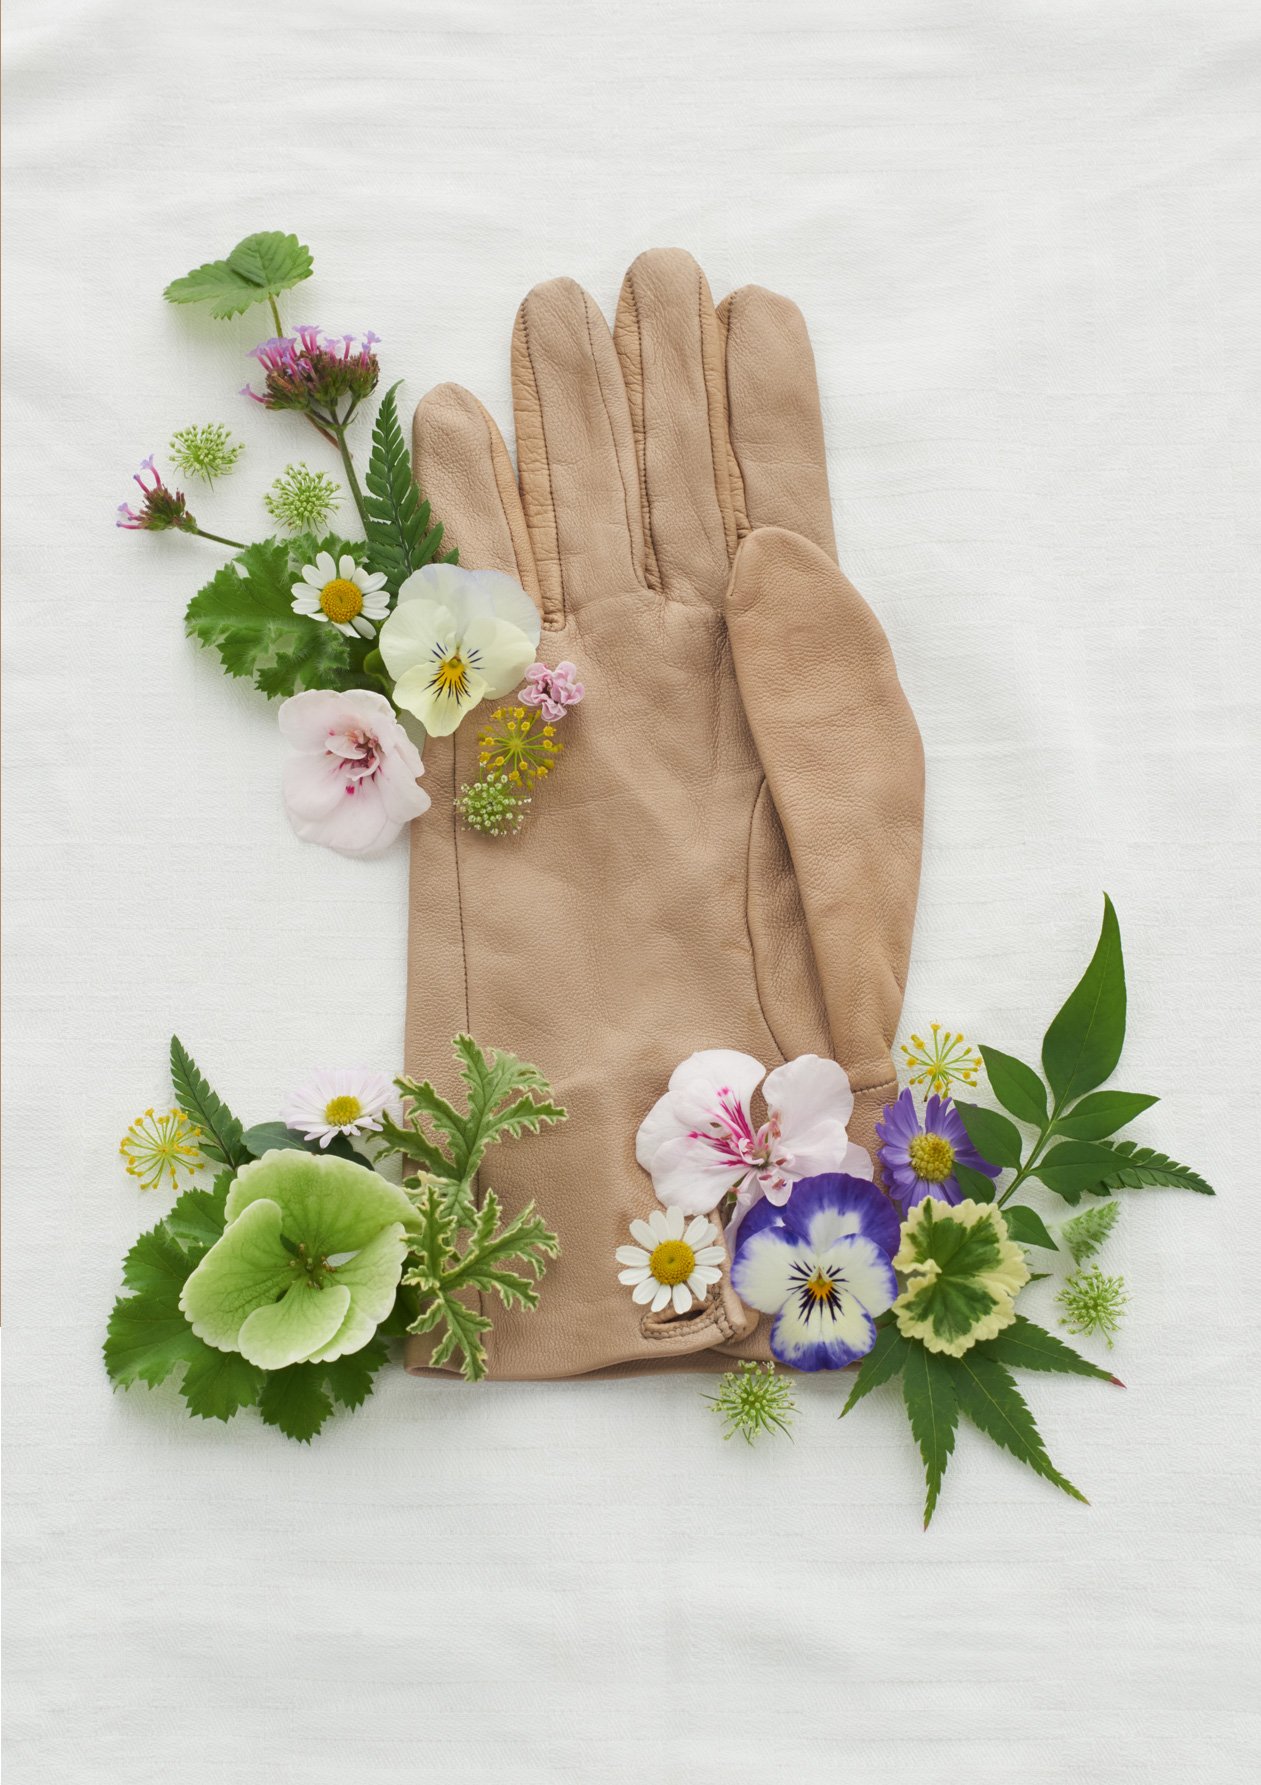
278,688,430,857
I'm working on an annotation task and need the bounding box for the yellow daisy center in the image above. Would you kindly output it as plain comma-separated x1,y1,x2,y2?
324,1094,363,1126
430,652,471,700
649,1239,696,1286
908,1132,955,1183
320,578,364,623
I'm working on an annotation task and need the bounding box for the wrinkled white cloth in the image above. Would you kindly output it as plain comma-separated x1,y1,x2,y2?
3,1,1258,1780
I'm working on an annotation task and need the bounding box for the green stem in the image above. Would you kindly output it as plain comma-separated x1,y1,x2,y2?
189,525,247,550
997,1098,1067,1206
330,420,370,535
268,294,284,338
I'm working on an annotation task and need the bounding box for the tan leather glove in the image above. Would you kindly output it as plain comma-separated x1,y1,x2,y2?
403,249,923,1379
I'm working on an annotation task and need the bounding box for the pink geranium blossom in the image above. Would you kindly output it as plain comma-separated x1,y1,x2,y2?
278,688,430,856
518,660,584,724
635,1049,873,1231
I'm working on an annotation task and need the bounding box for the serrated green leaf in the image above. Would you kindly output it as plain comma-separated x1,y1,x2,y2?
901,1345,959,1527
320,1339,390,1410
1002,1205,1059,1250
169,1037,248,1170
978,1046,1048,1126
104,1291,205,1389
121,1226,195,1299
164,1173,232,1255
1060,1202,1121,1263
372,1111,452,1180
944,1352,1088,1504
363,382,456,591
1091,1142,1214,1196
257,1364,334,1443
951,1100,1022,1170
164,230,312,320
976,1314,1117,1383
184,536,365,700
180,1347,265,1421
840,1324,910,1415
242,1121,359,1164
1042,894,1126,1106
1032,1140,1122,1199
1054,1090,1159,1141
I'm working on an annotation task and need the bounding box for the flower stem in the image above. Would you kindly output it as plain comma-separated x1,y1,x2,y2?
268,294,284,338
189,525,247,550
330,420,370,536
997,1099,1066,1205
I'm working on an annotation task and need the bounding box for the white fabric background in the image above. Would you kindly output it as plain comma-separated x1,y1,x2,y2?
4,1,1259,1779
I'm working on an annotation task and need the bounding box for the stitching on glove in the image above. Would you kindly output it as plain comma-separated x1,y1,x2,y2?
581,288,642,588
621,276,663,593
516,305,566,629
640,1287,739,1346
743,777,790,1069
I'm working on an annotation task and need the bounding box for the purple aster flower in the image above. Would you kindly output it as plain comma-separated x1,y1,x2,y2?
875,1089,1000,1210
115,457,196,532
730,1174,900,1371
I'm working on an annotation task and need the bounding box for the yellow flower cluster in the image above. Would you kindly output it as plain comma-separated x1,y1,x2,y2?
119,1107,204,1193
476,706,562,786
900,1023,981,1096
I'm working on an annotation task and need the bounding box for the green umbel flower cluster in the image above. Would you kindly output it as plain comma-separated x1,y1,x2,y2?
264,462,343,534
707,1360,797,1444
455,774,531,838
1057,1266,1129,1347
169,423,244,487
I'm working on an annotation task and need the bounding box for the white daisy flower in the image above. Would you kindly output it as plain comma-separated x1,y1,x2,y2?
616,1206,726,1316
291,551,390,638
280,1069,395,1149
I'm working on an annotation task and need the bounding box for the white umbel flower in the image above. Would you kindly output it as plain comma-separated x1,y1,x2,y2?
292,551,390,638
616,1206,725,1315
280,1069,395,1148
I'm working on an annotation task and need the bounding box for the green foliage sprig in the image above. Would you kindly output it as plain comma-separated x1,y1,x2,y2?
163,230,313,331
374,1036,565,1381
363,381,456,592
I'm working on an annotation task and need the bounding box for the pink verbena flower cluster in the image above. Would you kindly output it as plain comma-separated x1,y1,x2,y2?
116,457,197,532
242,327,381,418
517,660,585,723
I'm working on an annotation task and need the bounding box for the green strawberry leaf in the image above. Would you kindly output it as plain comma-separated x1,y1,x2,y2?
951,1100,1023,1170
163,1173,232,1256
977,1046,1048,1126
1002,1205,1059,1251
1091,1142,1214,1196
121,1226,196,1299
320,1338,390,1410
840,1324,911,1416
1042,894,1126,1105
170,1036,248,1170
901,1344,959,1527
180,1347,266,1422
104,1289,205,1389
257,1364,335,1443
1054,1090,1159,1141
164,231,313,320
975,1314,1118,1383
944,1352,1088,1504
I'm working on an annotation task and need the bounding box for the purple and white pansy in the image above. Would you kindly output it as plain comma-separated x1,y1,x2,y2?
730,1174,901,1371
635,1049,872,1227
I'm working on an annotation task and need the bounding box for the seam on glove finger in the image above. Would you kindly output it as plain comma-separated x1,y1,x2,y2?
514,306,567,629
743,776,795,1069
697,266,740,565
581,288,647,593
618,275,664,594
714,291,750,539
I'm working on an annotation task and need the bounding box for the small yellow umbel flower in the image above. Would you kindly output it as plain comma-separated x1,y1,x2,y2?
476,706,562,786
119,1108,204,1192
900,1023,982,1097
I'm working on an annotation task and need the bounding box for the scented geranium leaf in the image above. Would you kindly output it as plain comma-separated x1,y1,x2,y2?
389,1080,467,1167
373,1110,453,1181
840,1324,911,1416
976,1314,1118,1383
892,1198,1029,1357
105,1290,205,1389
363,381,455,591
1060,1202,1121,1263
164,1171,232,1255
978,1046,1048,1126
121,1225,195,1299
164,230,312,320
1042,894,1126,1105
257,1364,335,1443
452,1034,567,1183
1092,1142,1214,1196
902,1344,959,1527
952,1101,1023,1171
179,1347,266,1422
1032,1140,1122,1200
414,1289,494,1382
242,1121,359,1164
444,1189,560,1309
1055,1091,1159,1142
953,1163,996,1203
320,1338,389,1410
185,537,361,699
1002,1205,1059,1251
944,1352,1088,1505
170,1037,248,1170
